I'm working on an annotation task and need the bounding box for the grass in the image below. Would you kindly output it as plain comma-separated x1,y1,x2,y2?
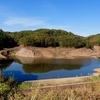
53,51,57,56
13,51,17,54
18,82,32,90
27,83,100,100
86,75,100,82
1,73,100,100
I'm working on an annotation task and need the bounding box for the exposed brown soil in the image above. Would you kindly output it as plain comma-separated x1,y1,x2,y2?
15,46,100,59
1,46,100,59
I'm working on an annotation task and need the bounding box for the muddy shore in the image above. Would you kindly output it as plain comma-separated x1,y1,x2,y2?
25,68,100,87
1,46,100,59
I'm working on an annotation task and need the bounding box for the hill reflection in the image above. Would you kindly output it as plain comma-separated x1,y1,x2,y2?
0,57,92,74
15,57,91,73
0,60,13,70
23,64,82,73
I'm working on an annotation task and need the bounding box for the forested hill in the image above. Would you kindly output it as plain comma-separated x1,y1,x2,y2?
11,29,85,48
0,29,17,49
0,28,100,49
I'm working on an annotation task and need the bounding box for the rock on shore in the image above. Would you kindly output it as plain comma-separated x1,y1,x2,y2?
1,46,100,60
15,46,100,59
16,48,43,58
16,48,35,57
0,54,6,59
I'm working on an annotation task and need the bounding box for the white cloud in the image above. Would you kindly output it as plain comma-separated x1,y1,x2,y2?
4,17,44,26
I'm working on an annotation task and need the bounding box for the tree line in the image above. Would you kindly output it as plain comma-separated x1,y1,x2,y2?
0,29,17,49
11,29,85,48
0,28,100,49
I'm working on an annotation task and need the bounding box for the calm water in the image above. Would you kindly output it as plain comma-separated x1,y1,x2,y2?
0,57,100,82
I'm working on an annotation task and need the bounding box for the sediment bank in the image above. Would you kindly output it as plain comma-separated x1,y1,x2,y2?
14,46,100,59
25,68,100,87
1,46,100,59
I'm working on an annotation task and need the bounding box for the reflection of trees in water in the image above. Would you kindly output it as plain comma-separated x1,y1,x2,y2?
0,60,13,70
8,56,21,64
14,57,91,73
23,64,82,73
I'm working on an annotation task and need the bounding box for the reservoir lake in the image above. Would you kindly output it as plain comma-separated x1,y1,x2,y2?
0,57,100,82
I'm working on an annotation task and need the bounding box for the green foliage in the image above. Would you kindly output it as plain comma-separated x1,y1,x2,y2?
0,73,7,82
2,28,100,48
85,34,100,48
11,29,86,48
86,76,100,82
1,74,100,99
0,83,10,94
0,73,19,100
0,73,35,100
85,42,93,49
18,82,32,90
0,30,17,49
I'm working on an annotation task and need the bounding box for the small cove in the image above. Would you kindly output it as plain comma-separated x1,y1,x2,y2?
0,57,100,82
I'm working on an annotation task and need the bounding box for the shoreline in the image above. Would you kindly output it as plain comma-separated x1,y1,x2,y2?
0,46,100,86
0,46,100,59
25,68,100,87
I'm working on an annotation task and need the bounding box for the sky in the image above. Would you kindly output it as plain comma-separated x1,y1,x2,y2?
0,0,100,36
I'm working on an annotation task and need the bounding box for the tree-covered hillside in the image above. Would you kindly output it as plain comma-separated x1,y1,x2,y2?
85,34,100,48
0,28,100,49
0,29,17,49
11,29,85,48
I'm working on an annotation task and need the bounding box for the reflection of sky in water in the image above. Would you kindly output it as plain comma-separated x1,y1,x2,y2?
3,62,38,81
1,58,100,82
4,71,38,82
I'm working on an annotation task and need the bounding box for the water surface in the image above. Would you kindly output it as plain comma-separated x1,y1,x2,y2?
0,57,100,82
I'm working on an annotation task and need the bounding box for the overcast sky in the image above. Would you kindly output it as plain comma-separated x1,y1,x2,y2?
0,0,100,36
